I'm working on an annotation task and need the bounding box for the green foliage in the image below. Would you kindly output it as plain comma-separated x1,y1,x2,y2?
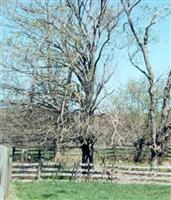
14,180,171,200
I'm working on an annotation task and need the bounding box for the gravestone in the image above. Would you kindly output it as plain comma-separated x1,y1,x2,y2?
0,145,11,200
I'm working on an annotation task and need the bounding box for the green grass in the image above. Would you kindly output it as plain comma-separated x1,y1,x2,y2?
14,180,171,200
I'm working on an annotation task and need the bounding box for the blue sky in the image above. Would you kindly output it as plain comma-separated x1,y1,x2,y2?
110,0,171,88
97,0,171,107
0,0,170,104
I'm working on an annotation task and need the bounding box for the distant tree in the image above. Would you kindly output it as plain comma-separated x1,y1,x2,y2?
121,0,171,166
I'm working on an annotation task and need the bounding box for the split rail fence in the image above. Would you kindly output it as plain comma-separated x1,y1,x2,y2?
12,162,171,184
11,145,171,184
11,145,171,163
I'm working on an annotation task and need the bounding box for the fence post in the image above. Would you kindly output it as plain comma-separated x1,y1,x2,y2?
12,147,15,162
37,150,43,179
0,145,11,200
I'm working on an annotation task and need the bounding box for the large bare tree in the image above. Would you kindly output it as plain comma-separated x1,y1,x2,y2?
0,0,121,165
60,0,121,166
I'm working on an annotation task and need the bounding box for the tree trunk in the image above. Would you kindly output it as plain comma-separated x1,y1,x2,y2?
134,137,145,163
54,139,62,163
12,147,15,161
150,149,159,169
81,142,94,174
21,149,28,162
38,150,42,161
150,144,163,168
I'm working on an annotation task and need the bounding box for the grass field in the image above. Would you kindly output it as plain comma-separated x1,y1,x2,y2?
14,180,171,200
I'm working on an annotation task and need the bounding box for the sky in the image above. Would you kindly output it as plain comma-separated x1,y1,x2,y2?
109,0,171,87
0,0,171,105
98,0,171,107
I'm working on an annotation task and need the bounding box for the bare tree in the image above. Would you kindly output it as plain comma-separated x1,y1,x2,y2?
48,0,122,166
0,0,121,165
0,0,82,160
121,0,171,166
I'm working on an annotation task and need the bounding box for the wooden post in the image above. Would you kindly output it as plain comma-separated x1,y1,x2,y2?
12,147,15,162
0,145,11,200
37,150,43,179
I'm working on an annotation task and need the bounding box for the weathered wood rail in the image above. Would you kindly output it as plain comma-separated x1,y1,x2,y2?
12,162,171,184
0,145,11,200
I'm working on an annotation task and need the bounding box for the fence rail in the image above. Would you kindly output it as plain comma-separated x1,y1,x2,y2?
12,162,171,184
11,145,171,163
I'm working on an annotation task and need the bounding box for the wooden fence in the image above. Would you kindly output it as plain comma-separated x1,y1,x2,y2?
11,145,171,184
12,162,171,184
0,145,11,200
11,145,171,163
